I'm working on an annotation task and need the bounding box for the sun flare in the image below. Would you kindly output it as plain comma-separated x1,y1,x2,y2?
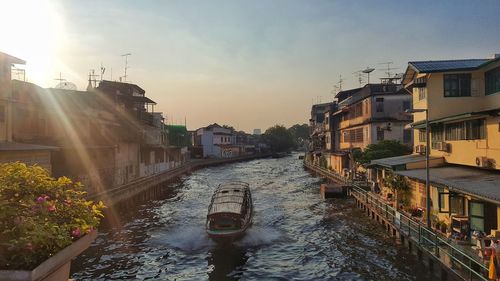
0,0,65,86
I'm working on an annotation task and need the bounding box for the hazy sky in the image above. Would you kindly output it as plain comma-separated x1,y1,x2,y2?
2,0,500,132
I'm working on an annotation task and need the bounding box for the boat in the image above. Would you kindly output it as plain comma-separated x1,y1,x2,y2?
206,181,253,241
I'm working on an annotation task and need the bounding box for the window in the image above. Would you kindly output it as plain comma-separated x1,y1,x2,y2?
403,101,411,112
469,201,485,232
221,137,223,142
485,66,500,95
417,88,426,100
354,128,363,142
418,130,427,142
375,97,384,112
403,129,412,143
376,128,384,141
444,74,471,97
431,125,443,149
445,119,485,140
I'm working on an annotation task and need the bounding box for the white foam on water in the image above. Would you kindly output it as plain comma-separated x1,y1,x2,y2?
235,226,283,247
150,226,215,252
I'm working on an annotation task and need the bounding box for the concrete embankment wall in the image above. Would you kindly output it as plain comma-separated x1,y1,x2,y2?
89,154,270,206
303,162,468,281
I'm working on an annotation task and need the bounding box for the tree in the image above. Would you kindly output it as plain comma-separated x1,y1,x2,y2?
287,124,309,148
262,125,295,152
383,171,410,210
354,140,412,165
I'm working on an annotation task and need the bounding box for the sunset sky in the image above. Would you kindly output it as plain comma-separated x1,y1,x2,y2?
2,0,500,132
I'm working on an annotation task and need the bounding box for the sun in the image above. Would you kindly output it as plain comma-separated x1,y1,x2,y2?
0,0,65,86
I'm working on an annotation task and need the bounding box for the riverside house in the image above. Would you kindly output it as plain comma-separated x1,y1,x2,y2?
329,83,413,176
370,55,500,244
0,51,188,195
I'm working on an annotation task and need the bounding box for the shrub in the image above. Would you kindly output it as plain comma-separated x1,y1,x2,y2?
0,162,105,270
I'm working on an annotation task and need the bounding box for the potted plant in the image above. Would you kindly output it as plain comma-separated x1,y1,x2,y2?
0,162,105,281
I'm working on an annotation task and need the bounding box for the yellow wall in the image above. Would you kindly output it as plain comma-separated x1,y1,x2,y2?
411,60,500,170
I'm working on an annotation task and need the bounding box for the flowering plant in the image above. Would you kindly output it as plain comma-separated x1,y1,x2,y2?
0,162,105,270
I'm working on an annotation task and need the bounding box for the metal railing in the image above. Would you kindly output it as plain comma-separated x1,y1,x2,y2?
303,160,489,281
350,185,489,281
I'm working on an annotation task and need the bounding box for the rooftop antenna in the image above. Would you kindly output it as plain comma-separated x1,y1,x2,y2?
54,72,66,84
352,70,364,87
378,62,398,78
89,69,99,88
337,75,343,91
362,67,375,84
100,62,106,81
121,53,131,82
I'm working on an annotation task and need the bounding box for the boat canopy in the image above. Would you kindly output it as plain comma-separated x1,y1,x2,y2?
208,182,249,216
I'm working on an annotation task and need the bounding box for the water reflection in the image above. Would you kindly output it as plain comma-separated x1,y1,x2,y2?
208,244,248,281
72,154,431,280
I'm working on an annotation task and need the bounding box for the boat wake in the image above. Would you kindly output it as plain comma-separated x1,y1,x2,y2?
235,226,283,247
150,226,215,252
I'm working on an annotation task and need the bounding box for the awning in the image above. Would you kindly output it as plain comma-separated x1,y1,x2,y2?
395,166,500,204
410,111,492,129
368,154,444,170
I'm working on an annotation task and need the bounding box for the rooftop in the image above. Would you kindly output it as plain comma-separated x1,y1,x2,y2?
0,142,58,151
395,166,500,204
409,59,490,73
369,154,443,170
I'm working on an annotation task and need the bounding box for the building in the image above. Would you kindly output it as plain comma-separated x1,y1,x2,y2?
193,123,238,158
0,52,56,172
370,55,500,239
329,84,413,175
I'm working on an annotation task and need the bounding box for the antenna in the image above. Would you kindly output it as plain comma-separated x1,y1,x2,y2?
362,67,375,84
337,75,343,91
54,72,66,84
352,70,364,87
378,62,398,78
89,69,99,88
121,53,131,82
100,62,106,81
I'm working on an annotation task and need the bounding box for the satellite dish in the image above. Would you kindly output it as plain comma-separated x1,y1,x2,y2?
55,82,77,90
362,67,375,74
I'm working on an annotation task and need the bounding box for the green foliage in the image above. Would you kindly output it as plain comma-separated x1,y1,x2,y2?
0,163,105,270
167,125,190,147
287,124,309,148
319,156,328,168
355,140,412,165
262,125,295,152
383,172,410,193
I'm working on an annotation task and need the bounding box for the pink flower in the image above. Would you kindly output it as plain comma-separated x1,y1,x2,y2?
36,195,49,203
71,228,81,238
47,205,56,212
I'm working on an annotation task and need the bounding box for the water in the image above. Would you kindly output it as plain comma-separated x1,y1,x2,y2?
71,154,431,280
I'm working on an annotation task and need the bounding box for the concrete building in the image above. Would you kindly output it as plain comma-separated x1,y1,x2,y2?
370,55,500,239
329,84,413,175
193,123,238,158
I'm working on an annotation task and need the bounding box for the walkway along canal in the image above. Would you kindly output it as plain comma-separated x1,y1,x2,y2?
72,153,432,280
304,161,491,281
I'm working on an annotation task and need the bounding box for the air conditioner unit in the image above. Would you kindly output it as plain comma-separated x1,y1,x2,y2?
415,145,426,154
436,141,449,152
476,157,492,168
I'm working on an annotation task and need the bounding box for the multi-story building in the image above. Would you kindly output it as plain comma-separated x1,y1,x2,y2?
330,84,413,175
0,52,56,172
193,123,238,158
371,55,500,238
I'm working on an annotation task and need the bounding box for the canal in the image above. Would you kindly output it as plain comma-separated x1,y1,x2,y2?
71,154,432,280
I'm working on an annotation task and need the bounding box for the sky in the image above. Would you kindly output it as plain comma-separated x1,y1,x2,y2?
1,0,500,132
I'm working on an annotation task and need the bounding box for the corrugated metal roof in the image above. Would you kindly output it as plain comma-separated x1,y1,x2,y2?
370,154,443,169
409,59,490,73
0,142,58,151
395,166,500,203
208,183,249,215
